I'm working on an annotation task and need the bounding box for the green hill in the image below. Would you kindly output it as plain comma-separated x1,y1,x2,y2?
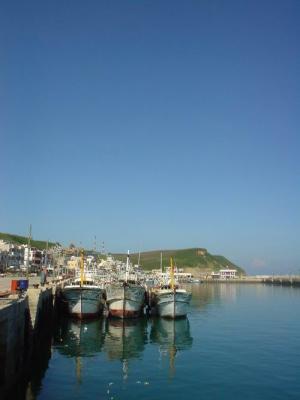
0,232,59,250
113,248,245,275
0,232,244,275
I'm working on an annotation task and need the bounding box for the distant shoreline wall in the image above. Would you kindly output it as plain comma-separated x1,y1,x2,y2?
202,276,300,286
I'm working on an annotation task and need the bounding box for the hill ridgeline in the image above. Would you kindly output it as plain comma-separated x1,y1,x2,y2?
113,248,245,275
0,232,244,275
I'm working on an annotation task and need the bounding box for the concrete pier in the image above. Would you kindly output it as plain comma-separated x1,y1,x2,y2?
0,282,54,399
27,287,54,329
0,295,31,398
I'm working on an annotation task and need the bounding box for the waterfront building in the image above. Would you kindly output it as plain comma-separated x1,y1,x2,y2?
24,246,43,271
0,251,8,272
0,241,25,271
211,268,237,280
152,269,193,282
67,256,81,270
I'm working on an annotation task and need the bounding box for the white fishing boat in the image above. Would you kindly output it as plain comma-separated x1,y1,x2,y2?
106,251,146,318
61,251,105,319
150,258,191,318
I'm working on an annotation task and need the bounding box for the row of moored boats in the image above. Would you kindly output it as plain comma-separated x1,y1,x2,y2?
60,251,192,319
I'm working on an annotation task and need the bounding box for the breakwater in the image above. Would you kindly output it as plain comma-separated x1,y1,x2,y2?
262,276,300,287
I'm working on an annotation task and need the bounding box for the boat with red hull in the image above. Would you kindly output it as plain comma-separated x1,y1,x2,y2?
106,251,146,318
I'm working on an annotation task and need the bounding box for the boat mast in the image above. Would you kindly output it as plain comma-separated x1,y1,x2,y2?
160,252,163,275
125,250,130,282
170,257,175,290
80,249,84,286
170,257,176,319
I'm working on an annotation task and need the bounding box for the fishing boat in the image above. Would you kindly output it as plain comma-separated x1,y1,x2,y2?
61,251,105,319
150,258,191,318
106,251,146,318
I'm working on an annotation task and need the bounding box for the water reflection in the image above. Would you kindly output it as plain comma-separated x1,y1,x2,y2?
18,311,195,399
52,316,192,382
52,319,105,386
52,317,149,382
150,318,193,377
150,318,193,351
53,318,106,357
103,318,148,380
189,282,238,309
103,318,147,360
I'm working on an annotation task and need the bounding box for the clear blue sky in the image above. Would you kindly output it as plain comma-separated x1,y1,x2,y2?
1,0,299,273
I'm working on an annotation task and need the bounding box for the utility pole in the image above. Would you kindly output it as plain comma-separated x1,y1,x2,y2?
45,240,48,268
101,241,105,255
28,224,32,248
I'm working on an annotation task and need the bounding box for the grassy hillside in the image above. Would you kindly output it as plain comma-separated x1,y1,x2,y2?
113,248,245,275
0,232,59,250
0,232,244,274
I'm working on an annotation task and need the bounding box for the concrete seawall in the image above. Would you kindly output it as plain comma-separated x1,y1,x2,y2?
202,276,300,286
0,295,30,398
27,287,53,330
0,286,54,399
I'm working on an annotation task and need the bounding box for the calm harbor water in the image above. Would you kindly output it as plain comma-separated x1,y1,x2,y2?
26,284,300,400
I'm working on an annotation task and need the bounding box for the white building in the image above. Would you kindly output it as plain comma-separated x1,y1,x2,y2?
211,268,237,280
220,269,237,279
0,240,11,252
